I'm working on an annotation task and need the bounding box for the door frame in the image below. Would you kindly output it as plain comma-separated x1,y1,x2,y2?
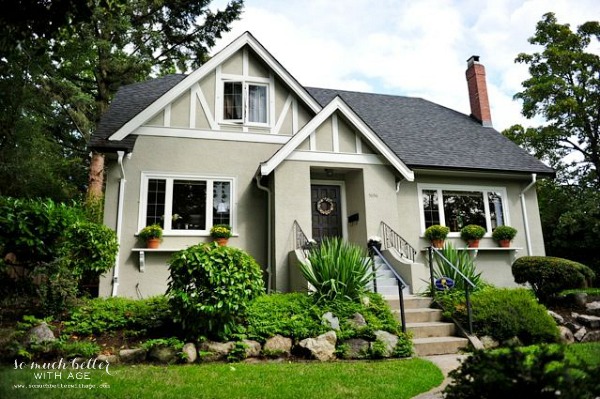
310,179,348,240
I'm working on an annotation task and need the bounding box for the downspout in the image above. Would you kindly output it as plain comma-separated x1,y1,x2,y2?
255,171,273,293
111,151,127,297
519,173,537,256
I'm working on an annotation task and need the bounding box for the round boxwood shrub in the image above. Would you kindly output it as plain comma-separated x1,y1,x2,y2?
512,256,595,303
167,243,265,340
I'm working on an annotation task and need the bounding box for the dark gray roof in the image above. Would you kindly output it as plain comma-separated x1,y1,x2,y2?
89,75,553,176
306,87,554,176
89,74,186,152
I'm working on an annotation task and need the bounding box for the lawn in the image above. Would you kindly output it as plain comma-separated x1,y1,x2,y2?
0,358,443,399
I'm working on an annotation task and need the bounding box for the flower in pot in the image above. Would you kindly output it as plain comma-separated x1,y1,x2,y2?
424,225,450,249
210,224,232,246
460,224,486,248
139,224,163,248
492,225,517,247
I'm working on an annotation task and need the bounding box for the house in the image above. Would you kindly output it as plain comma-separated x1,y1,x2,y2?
90,32,554,298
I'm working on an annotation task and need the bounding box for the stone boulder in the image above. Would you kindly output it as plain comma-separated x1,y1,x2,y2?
148,346,178,364
480,335,500,349
343,338,370,359
242,340,261,358
199,341,234,362
322,312,340,330
547,310,564,325
576,314,600,329
182,343,197,363
372,330,398,358
119,348,147,363
347,313,367,329
26,323,56,345
574,327,588,342
298,331,337,361
581,330,600,342
96,354,118,364
558,326,575,344
585,301,600,316
263,335,292,357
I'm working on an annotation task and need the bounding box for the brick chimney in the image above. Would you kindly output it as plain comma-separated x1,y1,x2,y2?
465,55,492,127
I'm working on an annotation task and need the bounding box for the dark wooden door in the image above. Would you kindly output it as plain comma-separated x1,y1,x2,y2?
311,185,342,242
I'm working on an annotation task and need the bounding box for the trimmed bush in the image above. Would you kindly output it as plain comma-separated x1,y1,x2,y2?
460,224,486,240
424,225,450,241
438,287,559,345
167,243,265,340
512,256,595,303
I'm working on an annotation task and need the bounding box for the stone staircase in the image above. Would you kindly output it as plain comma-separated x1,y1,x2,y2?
386,295,469,356
367,255,410,297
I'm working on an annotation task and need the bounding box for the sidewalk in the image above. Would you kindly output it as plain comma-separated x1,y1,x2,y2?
412,354,469,399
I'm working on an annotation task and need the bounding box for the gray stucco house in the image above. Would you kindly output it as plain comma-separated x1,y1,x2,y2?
90,32,554,298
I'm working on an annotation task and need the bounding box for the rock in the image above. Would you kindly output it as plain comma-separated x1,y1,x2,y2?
263,335,292,357
182,343,197,363
322,312,340,330
574,327,587,342
581,330,600,343
480,335,500,349
547,310,564,325
558,326,575,344
26,322,56,345
96,354,118,364
242,340,261,358
148,346,178,364
347,313,367,328
565,321,583,333
199,341,234,362
344,338,370,359
372,330,398,358
573,293,588,307
298,331,337,361
502,336,523,347
576,314,600,329
585,301,600,316
119,348,147,363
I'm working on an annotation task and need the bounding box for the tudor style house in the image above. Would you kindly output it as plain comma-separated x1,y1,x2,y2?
90,32,553,298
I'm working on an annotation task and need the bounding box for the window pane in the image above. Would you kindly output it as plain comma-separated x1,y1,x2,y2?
248,84,267,123
422,189,440,228
213,181,231,225
146,179,166,228
442,190,485,232
488,191,505,229
172,180,207,230
223,82,242,120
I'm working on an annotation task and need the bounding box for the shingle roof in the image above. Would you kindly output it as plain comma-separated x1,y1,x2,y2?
306,87,554,176
89,76,553,176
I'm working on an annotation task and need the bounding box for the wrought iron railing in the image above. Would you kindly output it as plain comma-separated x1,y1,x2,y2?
380,222,417,262
427,246,475,335
292,220,312,252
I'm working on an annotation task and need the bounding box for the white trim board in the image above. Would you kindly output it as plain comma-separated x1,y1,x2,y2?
135,126,290,144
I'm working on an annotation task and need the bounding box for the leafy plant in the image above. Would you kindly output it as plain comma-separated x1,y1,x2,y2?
393,333,413,358
492,225,517,242
210,224,232,238
300,237,374,302
424,225,450,241
433,242,482,291
167,243,265,340
138,224,163,240
512,256,595,303
460,224,486,241
227,341,249,362
369,340,387,359
142,337,184,351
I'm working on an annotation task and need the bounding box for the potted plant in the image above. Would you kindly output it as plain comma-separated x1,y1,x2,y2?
460,224,486,248
210,224,232,246
139,224,163,248
492,225,517,247
424,225,450,249
367,236,382,255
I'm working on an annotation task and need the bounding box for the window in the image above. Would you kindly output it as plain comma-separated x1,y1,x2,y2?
140,173,233,235
419,184,508,235
222,81,268,124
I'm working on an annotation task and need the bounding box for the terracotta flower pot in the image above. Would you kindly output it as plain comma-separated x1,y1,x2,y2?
498,239,511,248
146,238,161,249
431,239,445,249
467,239,480,248
215,237,229,246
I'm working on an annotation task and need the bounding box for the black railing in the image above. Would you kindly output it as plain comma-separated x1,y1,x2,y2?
370,246,407,334
380,222,417,262
427,246,475,335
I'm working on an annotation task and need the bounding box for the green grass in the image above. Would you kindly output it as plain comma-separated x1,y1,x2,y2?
565,342,600,365
0,359,443,399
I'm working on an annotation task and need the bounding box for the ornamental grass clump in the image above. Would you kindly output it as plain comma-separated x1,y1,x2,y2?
433,242,482,291
300,237,375,303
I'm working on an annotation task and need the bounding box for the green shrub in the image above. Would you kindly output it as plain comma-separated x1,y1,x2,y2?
460,224,486,240
433,242,482,291
440,287,559,345
167,243,265,340
512,256,596,303
300,237,374,302
444,345,600,399
60,221,118,276
492,225,517,241
424,225,450,241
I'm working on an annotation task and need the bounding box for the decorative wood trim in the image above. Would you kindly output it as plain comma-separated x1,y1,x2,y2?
164,104,171,127
274,94,293,134
135,126,289,144
332,113,339,153
189,86,197,128
196,86,218,130
289,151,387,165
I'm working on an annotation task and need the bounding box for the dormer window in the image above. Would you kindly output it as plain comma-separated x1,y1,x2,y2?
223,81,268,125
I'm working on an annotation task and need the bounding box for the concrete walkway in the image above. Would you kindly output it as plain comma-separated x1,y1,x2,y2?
412,354,469,399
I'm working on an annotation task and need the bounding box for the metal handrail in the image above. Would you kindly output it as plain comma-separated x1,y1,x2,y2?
427,246,475,335
292,220,310,250
380,222,417,262
371,245,407,333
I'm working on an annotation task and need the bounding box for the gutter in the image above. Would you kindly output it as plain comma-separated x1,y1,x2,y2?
111,151,128,297
255,171,273,293
519,173,537,256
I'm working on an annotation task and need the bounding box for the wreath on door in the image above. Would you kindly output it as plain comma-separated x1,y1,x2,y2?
316,197,335,215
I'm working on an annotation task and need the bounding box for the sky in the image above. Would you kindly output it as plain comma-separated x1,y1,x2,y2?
210,0,599,132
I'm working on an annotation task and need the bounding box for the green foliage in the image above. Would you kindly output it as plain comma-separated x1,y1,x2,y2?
369,340,387,359
54,340,101,359
210,224,232,238
300,237,374,302
424,225,450,241
492,225,517,241
60,221,118,275
227,341,249,362
138,224,163,240
393,334,413,358
167,243,265,340
459,224,486,240
512,256,595,303
32,259,80,315
440,287,559,345
444,345,600,399
433,242,482,291
142,337,184,351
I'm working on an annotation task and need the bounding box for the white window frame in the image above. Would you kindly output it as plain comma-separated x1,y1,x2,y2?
220,78,270,127
417,183,510,237
138,172,236,236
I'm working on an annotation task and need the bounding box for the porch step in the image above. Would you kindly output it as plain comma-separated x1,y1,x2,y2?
387,296,432,310
403,308,443,323
412,337,470,356
406,321,456,339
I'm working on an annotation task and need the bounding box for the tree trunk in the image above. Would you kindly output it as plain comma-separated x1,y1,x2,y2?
87,151,105,201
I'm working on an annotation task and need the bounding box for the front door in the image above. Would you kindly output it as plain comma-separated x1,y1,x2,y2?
311,184,342,242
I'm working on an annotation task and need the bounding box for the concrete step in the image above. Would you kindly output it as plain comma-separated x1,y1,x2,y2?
406,321,456,339
412,337,469,356
402,308,443,323
387,295,432,310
